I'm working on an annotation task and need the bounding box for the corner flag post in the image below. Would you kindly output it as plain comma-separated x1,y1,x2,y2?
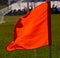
47,0,52,58
6,1,52,58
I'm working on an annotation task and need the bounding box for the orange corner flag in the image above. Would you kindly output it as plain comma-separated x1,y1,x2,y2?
6,2,51,52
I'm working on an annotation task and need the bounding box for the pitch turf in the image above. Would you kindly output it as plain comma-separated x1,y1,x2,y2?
0,14,60,58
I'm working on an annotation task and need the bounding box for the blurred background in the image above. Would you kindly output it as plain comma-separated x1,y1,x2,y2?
0,0,60,16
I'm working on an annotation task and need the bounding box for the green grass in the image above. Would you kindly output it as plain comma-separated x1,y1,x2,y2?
0,14,60,58
51,14,60,58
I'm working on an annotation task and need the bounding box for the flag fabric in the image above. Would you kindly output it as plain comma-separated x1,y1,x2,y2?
6,2,50,52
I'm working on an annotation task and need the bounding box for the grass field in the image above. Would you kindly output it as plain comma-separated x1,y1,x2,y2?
0,14,60,58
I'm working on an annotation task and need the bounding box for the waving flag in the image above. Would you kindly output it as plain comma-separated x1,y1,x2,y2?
6,2,51,52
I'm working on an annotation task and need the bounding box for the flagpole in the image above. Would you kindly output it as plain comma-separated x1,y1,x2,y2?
34,49,38,58
47,0,52,58
49,45,52,58
48,2,52,58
